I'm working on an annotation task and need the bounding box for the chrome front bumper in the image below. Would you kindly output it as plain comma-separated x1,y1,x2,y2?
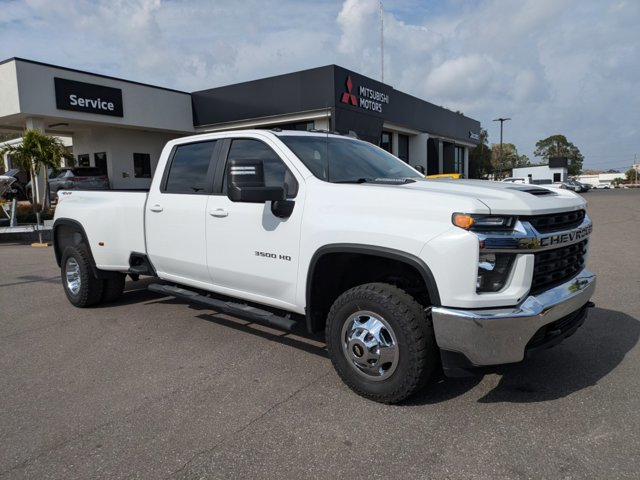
431,269,596,366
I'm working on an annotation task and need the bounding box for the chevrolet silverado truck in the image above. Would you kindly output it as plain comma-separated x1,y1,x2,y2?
53,130,596,403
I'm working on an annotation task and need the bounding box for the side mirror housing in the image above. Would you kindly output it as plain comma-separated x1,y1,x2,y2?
227,159,285,203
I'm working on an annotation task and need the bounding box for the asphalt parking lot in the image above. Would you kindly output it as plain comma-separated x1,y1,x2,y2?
1,189,639,479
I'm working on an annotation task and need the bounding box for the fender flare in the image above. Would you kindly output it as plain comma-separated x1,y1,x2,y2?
53,218,119,279
305,243,441,331
53,218,91,267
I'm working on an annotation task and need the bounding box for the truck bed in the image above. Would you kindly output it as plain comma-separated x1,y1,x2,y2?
55,190,148,271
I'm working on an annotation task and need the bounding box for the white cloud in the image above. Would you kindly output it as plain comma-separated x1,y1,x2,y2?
0,0,638,169
424,54,494,99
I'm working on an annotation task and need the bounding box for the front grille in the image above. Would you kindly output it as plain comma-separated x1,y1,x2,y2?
531,240,588,294
524,210,586,233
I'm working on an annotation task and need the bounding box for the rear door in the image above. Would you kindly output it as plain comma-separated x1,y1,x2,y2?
145,139,221,287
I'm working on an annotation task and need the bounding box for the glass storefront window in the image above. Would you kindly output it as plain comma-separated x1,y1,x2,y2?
398,134,409,163
454,146,464,175
380,131,392,153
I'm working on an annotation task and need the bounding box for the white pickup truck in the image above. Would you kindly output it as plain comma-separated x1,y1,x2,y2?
53,130,596,403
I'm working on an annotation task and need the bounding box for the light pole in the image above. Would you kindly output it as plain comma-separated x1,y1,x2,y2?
379,1,384,83
493,117,511,179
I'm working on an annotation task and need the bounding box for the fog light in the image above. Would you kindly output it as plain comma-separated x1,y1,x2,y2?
477,253,515,292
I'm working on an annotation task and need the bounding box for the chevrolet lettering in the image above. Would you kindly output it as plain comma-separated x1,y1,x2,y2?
52,130,596,404
540,225,593,247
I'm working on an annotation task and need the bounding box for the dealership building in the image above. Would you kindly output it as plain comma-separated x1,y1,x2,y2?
0,58,481,188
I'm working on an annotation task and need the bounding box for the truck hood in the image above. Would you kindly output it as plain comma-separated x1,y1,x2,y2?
402,179,586,215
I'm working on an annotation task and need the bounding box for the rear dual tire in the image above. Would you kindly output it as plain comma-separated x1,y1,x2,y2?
61,245,126,307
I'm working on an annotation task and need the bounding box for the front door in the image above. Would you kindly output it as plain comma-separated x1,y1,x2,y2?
205,136,304,309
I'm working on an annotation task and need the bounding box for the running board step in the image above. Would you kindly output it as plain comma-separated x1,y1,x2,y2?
148,284,297,331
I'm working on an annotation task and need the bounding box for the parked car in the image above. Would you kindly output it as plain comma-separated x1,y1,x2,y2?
565,179,589,193
26,168,59,203
546,182,575,191
0,168,29,200
426,173,462,179
28,167,110,203
594,183,610,189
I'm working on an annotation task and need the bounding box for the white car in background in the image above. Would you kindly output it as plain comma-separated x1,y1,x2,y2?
545,181,577,192
594,183,610,189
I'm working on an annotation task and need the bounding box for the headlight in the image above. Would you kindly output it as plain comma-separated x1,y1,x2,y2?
476,252,516,292
452,213,516,231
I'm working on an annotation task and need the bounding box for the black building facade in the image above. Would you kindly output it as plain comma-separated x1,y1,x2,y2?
192,65,481,176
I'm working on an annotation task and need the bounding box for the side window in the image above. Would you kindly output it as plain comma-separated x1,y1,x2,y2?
226,139,298,198
133,153,151,178
164,140,217,193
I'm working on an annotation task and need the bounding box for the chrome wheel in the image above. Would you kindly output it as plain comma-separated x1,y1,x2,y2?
341,310,399,381
65,257,81,296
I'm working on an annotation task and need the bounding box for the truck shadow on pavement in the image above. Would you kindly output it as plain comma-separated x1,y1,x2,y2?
410,307,639,405
193,310,328,358
107,285,639,405
93,277,173,308
110,278,329,358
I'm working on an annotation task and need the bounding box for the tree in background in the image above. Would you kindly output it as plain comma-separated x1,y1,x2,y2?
534,134,584,176
0,129,74,211
625,168,639,183
611,177,624,187
468,129,492,179
490,143,530,179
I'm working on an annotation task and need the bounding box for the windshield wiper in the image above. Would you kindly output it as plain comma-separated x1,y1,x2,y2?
334,178,371,184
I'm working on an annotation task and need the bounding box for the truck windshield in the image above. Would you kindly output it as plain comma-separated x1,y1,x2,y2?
279,135,422,184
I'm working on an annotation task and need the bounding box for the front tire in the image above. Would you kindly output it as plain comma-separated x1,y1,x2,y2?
326,282,437,404
61,245,104,307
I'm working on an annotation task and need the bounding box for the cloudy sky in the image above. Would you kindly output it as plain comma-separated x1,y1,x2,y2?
1,0,638,171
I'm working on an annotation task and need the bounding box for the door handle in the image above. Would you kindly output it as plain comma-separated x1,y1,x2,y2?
149,204,163,212
209,208,228,218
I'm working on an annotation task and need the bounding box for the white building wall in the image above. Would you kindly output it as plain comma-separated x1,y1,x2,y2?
0,61,21,117
409,133,428,171
576,174,600,186
513,165,567,182
314,117,330,131
13,60,193,133
73,127,183,189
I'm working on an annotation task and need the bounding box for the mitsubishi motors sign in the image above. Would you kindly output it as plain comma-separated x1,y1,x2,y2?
339,74,390,114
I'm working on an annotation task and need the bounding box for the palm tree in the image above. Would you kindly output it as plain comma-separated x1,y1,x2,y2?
1,129,74,207
0,129,74,241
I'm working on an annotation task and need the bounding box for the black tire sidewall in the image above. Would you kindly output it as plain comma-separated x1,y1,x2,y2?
61,245,103,307
326,283,433,403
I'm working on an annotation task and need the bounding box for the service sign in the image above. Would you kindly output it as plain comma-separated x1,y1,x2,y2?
54,78,123,117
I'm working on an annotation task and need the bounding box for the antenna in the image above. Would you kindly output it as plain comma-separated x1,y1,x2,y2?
380,0,384,83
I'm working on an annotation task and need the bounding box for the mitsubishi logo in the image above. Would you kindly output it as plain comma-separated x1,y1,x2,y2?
340,75,357,106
